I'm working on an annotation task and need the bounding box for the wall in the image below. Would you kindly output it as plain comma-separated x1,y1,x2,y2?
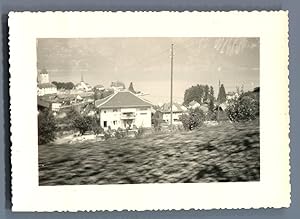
37,87,57,96
100,107,152,129
135,107,152,128
162,112,183,124
100,108,122,130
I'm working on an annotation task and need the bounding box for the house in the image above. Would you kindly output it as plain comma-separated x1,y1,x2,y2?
110,81,126,92
226,91,239,101
51,102,62,112
37,83,57,96
215,102,228,121
188,100,209,114
95,91,153,130
199,103,209,114
38,95,62,113
188,100,201,109
160,102,187,125
75,81,93,92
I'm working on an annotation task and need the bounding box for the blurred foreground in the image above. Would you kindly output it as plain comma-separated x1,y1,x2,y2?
39,121,259,185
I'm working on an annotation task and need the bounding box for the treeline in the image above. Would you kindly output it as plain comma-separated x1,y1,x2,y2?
183,84,215,106
52,81,75,90
183,84,227,106
94,89,114,100
226,89,259,122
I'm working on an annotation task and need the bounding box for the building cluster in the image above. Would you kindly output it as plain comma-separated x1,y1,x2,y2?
37,69,242,131
37,70,155,131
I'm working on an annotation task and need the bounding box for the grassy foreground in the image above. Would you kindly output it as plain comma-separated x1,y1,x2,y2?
39,121,259,185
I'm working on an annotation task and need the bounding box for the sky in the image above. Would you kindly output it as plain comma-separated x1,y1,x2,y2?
37,37,259,104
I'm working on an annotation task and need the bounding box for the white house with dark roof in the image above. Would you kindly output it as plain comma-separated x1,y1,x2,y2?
95,91,153,130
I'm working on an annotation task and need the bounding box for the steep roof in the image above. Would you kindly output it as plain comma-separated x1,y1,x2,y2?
40,69,49,75
37,97,51,108
215,102,228,111
160,102,187,113
95,91,152,109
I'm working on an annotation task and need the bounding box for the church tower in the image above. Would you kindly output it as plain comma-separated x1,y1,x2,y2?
80,72,85,82
38,69,49,84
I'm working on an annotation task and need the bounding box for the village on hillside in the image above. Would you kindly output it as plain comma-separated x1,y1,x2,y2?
37,68,259,145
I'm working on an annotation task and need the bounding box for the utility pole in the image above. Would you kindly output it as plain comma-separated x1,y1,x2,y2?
170,44,174,126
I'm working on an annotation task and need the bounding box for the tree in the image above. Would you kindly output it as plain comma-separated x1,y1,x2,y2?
179,108,205,130
152,111,163,131
217,84,227,103
94,89,114,100
128,82,136,93
183,84,205,106
66,108,94,135
72,115,96,135
203,85,209,103
208,98,214,112
66,108,80,121
210,86,214,100
226,91,259,122
52,81,75,90
253,87,260,93
38,109,57,145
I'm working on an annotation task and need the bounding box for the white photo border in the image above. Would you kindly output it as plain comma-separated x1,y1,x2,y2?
9,11,290,212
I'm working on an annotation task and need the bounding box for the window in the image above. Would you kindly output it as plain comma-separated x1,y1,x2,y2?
103,121,107,128
113,121,117,125
140,112,147,115
113,109,118,112
104,110,106,113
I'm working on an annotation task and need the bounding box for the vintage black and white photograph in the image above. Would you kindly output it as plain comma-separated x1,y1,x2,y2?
9,11,289,211
37,37,260,185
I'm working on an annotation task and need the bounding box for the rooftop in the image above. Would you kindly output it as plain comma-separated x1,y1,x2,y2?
38,83,57,89
160,102,187,113
95,91,152,109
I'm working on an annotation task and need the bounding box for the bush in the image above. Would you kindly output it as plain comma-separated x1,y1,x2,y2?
38,109,57,145
92,125,104,135
135,127,146,138
226,92,259,122
179,108,205,130
104,132,112,140
152,111,163,131
206,110,217,121
115,128,126,139
71,115,97,135
103,127,114,140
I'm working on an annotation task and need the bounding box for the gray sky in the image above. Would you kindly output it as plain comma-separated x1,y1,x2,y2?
37,38,259,104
